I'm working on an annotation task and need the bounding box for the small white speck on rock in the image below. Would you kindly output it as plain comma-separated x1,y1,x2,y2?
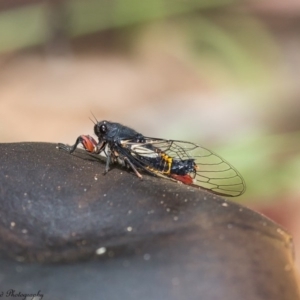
123,260,130,267
95,247,107,255
172,277,180,286
127,226,133,232
143,253,151,261
219,234,225,240
222,202,228,207
16,256,25,262
15,266,23,273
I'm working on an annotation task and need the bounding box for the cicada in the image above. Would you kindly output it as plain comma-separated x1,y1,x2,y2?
58,120,245,197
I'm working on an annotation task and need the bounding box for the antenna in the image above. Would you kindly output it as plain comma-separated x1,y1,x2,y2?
90,111,98,124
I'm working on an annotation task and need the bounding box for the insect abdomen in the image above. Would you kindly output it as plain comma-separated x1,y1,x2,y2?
170,158,196,176
140,153,196,176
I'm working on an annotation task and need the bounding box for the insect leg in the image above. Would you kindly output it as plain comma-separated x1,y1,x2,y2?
123,157,143,179
104,148,111,174
58,136,85,153
59,135,105,154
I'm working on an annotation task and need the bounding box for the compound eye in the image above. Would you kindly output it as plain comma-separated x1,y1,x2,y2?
100,124,107,134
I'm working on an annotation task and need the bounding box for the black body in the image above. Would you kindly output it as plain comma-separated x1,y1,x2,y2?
138,155,196,176
94,121,145,144
59,120,246,197
93,121,196,176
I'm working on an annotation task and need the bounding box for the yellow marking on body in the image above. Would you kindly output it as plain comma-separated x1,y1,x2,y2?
146,166,162,175
145,153,173,175
161,153,172,175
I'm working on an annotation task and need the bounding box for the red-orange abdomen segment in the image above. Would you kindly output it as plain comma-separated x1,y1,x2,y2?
170,174,194,185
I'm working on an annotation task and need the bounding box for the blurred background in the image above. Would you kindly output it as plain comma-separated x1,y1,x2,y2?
0,0,300,268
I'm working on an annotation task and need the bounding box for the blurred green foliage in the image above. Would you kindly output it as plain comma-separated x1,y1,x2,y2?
0,0,237,53
217,131,300,202
0,5,47,52
186,15,278,87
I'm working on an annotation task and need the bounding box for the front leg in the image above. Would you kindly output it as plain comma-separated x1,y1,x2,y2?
58,135,104,154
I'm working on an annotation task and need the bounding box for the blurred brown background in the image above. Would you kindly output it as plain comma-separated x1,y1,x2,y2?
1,0,300,269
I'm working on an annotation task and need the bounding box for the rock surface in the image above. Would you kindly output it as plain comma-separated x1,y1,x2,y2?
0,142,299,300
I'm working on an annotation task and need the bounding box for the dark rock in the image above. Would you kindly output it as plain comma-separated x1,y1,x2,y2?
0,142,298,300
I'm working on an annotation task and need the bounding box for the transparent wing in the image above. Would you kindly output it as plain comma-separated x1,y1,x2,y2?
123,138,246,197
